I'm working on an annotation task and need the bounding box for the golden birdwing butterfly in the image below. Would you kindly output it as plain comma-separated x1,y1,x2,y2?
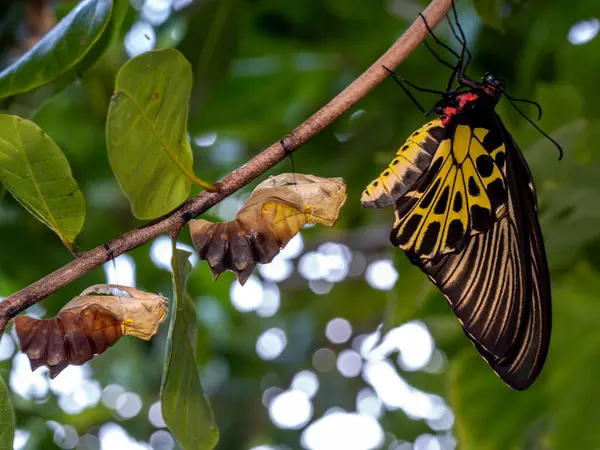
362,76,552,390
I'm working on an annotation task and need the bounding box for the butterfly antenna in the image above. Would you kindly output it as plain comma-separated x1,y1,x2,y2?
418,13,460,59
449,1,473,80
423,41,456,70
382,66,426,114
383,66,446,95
505,93,543,120
505,96,563,160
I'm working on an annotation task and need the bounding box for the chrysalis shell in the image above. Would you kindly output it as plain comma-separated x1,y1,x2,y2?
190,173,347,284
14,284,167,378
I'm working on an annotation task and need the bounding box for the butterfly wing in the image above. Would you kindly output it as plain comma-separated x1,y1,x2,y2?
361,119,447,208
411,116,551,390
391,114,508,261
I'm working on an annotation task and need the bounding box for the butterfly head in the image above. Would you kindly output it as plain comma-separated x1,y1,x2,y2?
481,72,505,101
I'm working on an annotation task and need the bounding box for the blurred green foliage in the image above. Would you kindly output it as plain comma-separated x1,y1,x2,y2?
0,0,600,449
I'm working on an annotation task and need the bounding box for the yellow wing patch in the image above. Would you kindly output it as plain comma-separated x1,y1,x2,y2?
391,124,507,260
361,119,445,208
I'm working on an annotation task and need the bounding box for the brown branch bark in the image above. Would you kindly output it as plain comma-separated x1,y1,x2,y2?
0,0,455,328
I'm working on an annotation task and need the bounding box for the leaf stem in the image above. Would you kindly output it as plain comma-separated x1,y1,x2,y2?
0,0,456,334
189,173,217,192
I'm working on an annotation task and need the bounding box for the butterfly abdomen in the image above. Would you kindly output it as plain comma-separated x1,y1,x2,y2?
361,119,446,208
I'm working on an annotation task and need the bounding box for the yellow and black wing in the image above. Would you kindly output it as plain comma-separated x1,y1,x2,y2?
391,120,508,261
361,119,446,208
409,117,551,390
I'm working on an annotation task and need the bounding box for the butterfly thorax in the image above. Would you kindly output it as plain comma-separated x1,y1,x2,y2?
435,74,505,125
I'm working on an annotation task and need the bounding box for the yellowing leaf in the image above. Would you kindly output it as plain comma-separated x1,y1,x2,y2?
107,49,212,220
0,115,85,249
14,284,167,378
190,173,347,284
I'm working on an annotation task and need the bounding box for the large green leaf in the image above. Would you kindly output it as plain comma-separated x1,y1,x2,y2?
0,0,113,99
0,115,85,249
161,245,219,450
0,374,15,450
106,49,212,219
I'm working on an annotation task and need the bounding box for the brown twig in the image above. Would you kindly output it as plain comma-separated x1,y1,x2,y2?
0,0,455,331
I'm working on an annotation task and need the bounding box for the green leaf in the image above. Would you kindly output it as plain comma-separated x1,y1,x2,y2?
161,244,219,450
0,115,85,249
0,0,113,99
106,49,212,219
473,0,504,31
0,374,15,449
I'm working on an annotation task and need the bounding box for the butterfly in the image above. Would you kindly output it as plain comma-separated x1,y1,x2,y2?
361,5,561,390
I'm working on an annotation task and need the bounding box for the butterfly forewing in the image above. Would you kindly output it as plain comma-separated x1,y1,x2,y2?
391,120,508,261
361,119,446,208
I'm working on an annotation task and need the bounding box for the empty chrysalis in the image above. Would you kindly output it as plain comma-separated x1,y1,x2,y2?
190,173,347,284
14,284,167,378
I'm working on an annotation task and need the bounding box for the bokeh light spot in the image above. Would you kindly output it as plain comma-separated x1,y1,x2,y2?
291,370,319,399
337,349,362,378
257,283,281,318
13,429,29,450
301,411,384,450
149,430,175,450
258,254,294,283
365,259,398,290
269,390,313,429
0,333,15,361
116,392,143,419
10,352,49,400
356,387,383,419
102,384,125,410
149,236,197,271
280,234,304,259
231,275,264,312
125,21,156,57
148,401,167,428
312,348,336,373
256,328,287,360
568,18,600,45
262,386,283,407
49,423,78,449
325,318,352,344
103,254,136,287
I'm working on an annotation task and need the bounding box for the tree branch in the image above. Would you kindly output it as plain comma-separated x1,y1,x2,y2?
0,0,455,327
